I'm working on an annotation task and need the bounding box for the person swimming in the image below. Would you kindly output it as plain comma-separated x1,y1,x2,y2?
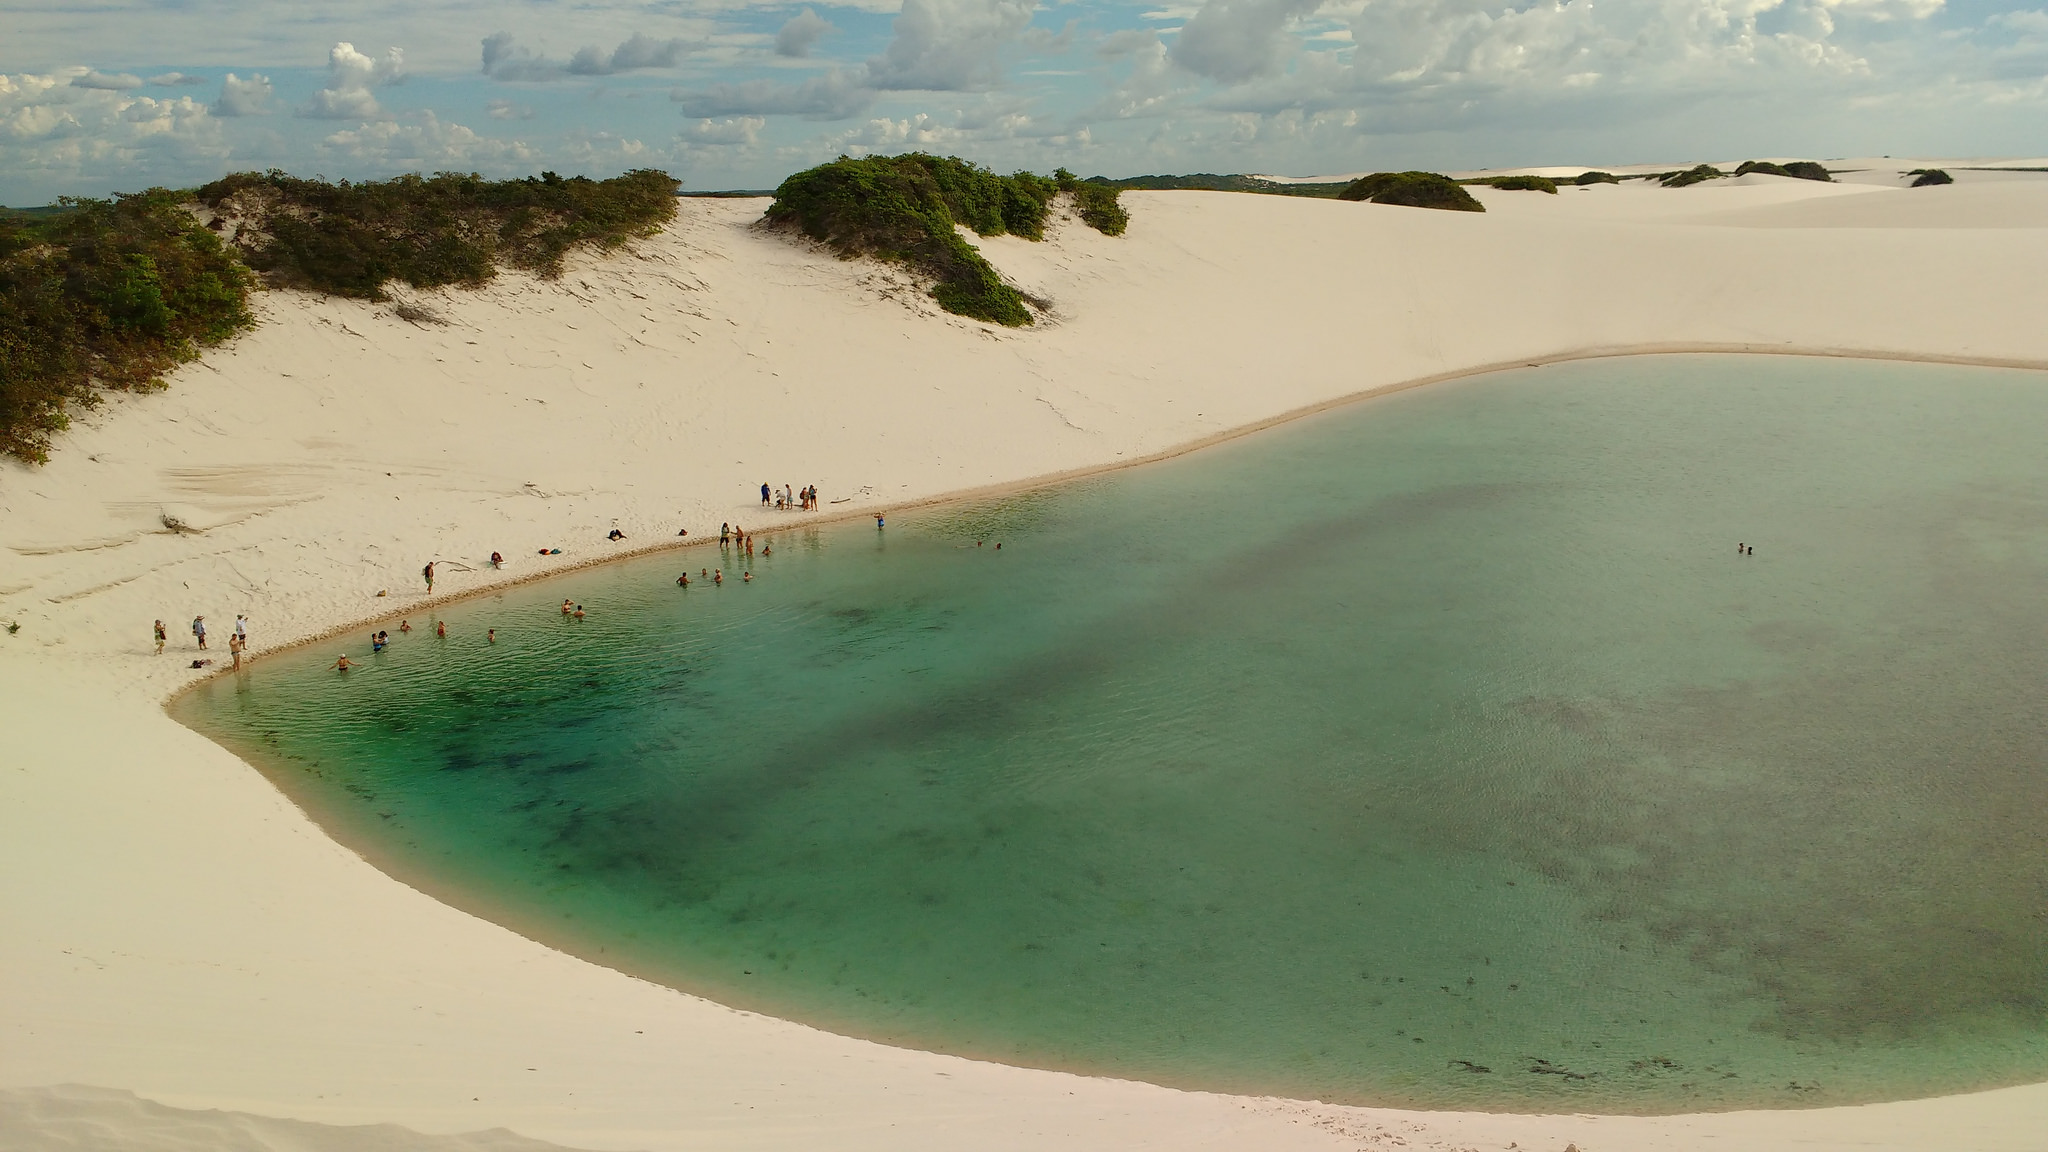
742,571,752,582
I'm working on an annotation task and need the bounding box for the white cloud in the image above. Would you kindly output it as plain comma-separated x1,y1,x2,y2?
867,0,1038,91
0,72,227,200
672,0,1038,120
301,42,404,120
677,115,764,145
674,67,876,117
1173,0,1326,84
486,97,533,120
73,70,144,91
322,110,535,169
776,8,837,58
214,73,273,117
484,31,699,81
149,72,207,86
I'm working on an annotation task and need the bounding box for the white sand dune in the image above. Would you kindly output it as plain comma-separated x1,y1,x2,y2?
1,1085,585,1152
4,166,2048,1151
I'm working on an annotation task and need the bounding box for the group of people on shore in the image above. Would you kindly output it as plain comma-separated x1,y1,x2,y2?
762,482,819,511
160,613,250,670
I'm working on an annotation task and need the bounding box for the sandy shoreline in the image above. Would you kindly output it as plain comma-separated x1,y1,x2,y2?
7,167,2048,1150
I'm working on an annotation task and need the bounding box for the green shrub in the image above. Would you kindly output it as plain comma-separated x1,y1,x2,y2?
1734,160,1834,183
1466,175,1558,194
766,155,1125,327
1574,171,1620,185
1337,172,1485,212
0,190,254,462
1661,164,1726,188
1057,167,1130,234
198,168,679,299
1908,168,1954,187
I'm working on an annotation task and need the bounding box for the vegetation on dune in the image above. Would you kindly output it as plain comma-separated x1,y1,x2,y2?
1060,169,1130,236
1463,175,1559,194
1908,168,1954,187
3,167,677,463
1574,171,1621,185
197,168,679,299
1,190,253,463
1088,173,1352,198
1735,160,1834,182
1337,172,1486,212
764,154,1126,327
1661,164,1727,188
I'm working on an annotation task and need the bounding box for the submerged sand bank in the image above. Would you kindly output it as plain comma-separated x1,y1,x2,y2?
5,168,2048,1150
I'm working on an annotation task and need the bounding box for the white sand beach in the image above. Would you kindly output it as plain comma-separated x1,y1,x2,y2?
5,167,2048,1151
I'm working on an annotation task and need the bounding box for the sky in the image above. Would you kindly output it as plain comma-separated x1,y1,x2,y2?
2,0,2045,203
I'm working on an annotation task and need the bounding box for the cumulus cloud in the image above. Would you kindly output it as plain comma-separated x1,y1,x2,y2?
300,42,404,119
149,72,207,87
674,67,876,118
672,0,1035,120
483,31,699,81
72,70,144,91
1173,0,1326,84
776,8,837,58
322,110,536,168
867,0,1037,90
486,97,533,120
677,116,764,145
214,73,273,117
0,72,227,202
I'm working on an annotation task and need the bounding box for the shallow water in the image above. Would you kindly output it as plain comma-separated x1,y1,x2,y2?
176,355,2048,1112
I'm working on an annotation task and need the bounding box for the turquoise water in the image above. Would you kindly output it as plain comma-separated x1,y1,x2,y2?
175,355,2048,1113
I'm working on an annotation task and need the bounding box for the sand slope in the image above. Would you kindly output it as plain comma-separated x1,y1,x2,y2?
4,171,2048,1150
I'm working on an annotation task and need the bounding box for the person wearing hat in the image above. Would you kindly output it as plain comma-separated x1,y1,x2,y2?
191,616,207,649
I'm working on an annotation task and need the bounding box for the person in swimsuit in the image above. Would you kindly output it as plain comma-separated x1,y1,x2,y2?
153,619,166,655
490,551,503,568
488,628,497,644
333,654,355,671
423,562,435,592
372,632,387,653
436,620,447,638
399,619,412,633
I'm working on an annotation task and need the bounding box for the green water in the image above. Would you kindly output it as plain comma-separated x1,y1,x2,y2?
175,355,2048,1113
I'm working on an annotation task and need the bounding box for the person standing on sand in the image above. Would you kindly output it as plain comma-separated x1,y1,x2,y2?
192,616,207,649
761,483,771,507
234,615,248,647
153,620,166,655
720,523,730,544
423,562,435,593
228,631,245,670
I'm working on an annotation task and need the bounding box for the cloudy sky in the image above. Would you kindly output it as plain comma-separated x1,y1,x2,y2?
3,0,2045,203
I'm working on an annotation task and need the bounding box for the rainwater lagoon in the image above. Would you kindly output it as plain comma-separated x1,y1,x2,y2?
176,356,2048,1112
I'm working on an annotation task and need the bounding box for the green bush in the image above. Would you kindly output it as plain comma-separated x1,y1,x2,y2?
765,155,1125,327
1337,172,1485,212
1059,169,1130,236
1466,175,1558,194
198,168,679,299
1734,160,1834,183
1574,171,1620,185
0,190,254,462
1908,168,1954,187
1661,164,1726,188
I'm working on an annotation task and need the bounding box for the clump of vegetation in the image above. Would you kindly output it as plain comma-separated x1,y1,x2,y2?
1661,165,1726,188
764,154,1126,327
1574,171,1621,185
1734,160,1834,182
1058,169,1129,236
1337,172,1485,212
1,190,253,462
1465,175,1558,194
197,168,680,299
1908,168,1954,187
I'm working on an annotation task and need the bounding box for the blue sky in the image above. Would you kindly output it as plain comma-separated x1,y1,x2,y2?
3,0,2045,203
